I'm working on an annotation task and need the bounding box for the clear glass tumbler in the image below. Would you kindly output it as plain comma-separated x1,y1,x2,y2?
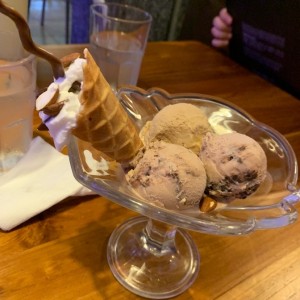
0,31,36,174
89,3,152,90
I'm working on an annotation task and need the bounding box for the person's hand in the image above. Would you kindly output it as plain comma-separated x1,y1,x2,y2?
211,8,233,48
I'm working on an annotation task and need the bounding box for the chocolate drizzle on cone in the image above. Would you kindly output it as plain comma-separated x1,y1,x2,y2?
42,102,64,117
61,53,81,68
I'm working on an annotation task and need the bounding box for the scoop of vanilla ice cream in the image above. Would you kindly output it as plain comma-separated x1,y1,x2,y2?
127,141,207,210
200,132,267,201
36,57,86,150
143,103,213,154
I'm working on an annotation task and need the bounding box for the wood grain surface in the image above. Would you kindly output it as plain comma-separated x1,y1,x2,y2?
1,41,300,300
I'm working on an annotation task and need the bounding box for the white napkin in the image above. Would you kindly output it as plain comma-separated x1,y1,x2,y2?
0,137,94,231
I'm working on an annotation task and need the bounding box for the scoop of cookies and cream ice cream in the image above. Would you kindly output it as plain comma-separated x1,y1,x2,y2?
127,141,207,210
200,132,267,202
141,103,213,154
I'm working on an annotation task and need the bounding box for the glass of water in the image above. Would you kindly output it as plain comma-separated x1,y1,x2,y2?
89,3,152,89
0,31,36,174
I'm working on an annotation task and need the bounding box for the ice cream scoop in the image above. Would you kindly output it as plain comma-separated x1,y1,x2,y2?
200,132,267,202
127,141,207,210
142,103,213,154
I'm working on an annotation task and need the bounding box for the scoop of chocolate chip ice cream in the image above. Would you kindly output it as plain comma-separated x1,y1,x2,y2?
199,132,267,202
127,141,207,210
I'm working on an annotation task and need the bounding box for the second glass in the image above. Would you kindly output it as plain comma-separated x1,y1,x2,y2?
89,3,152,89
0,31,36,174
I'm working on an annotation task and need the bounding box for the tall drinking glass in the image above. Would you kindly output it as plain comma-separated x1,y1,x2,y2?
89,3,152,89
0,31,36,174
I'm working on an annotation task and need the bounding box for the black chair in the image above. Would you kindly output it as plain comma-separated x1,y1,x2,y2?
28,0,71,43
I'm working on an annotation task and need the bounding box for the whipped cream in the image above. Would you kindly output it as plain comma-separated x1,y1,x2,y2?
37,57,86,150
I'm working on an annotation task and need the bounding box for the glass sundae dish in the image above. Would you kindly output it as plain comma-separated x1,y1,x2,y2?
68,87,299,299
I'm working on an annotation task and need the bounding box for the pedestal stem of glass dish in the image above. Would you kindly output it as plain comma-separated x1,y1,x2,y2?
107,216,200,299
143,218,177,255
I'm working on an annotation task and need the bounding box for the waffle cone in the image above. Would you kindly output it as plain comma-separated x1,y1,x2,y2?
72,49,142,162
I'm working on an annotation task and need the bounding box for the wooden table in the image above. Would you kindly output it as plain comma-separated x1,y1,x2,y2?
1,41,300,300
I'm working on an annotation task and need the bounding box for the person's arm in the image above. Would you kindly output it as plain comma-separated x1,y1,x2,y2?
211,8,233,48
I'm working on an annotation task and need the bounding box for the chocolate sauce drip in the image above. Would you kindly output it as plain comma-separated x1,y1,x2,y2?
0,0,65,79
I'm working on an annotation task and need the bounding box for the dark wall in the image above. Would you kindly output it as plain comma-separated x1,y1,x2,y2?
105,0,190,41
179,0,225,45
71,0,225,43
